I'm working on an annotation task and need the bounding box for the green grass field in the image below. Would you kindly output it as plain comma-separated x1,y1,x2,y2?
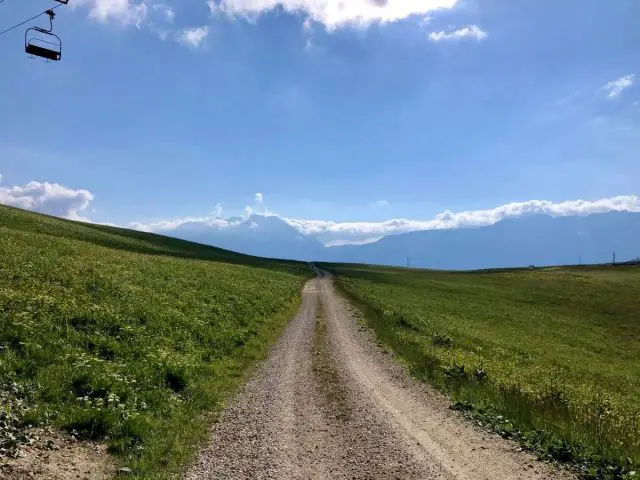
0,205,310,477
324,263,640,479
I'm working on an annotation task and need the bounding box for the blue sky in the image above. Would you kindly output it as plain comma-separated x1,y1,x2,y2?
1,0,639,239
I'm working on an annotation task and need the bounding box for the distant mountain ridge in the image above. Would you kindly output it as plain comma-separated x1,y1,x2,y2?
325,212,640,269
172,214,325,261
170,212,640,270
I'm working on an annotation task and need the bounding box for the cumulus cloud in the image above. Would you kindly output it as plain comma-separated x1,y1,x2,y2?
428,24,487,41
284,196,640,245
208,0,459,30
178,26,209,48
0,180,94,222
603,74,635,99
375,199,390,208
72,0,149,25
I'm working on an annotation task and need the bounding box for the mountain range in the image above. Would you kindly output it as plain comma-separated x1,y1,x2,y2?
170,212,640,270
172,214,325,261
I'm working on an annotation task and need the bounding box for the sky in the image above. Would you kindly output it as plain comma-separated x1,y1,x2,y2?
1,0,640,245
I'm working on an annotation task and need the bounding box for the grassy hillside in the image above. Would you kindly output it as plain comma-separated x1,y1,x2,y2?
0,205,309,477
324,263,640,479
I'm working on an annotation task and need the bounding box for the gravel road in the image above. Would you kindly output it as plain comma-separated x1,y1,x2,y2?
186,272,571,480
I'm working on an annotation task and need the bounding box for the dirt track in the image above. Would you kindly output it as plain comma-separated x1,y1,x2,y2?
186,273,571,479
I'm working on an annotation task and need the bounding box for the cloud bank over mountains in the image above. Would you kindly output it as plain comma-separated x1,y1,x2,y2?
285,196,640,245
1,174,638,246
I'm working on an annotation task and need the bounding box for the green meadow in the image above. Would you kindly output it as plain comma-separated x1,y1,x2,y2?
325,263,640,479
0,205,309,477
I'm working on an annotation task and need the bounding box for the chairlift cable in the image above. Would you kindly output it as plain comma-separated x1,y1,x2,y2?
0,2,63,38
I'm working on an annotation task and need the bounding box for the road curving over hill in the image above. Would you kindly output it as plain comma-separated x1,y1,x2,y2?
186,272,572,480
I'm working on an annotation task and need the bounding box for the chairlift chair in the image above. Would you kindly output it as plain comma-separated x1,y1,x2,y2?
25,10,61,61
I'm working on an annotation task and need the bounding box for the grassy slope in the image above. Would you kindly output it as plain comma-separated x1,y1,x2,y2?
323,263,640,479
0,205,310,477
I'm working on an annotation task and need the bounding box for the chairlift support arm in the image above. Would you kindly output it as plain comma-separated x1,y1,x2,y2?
32,10,56,34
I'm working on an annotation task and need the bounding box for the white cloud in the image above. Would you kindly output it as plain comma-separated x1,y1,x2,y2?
178,26,209,48
250,192,273,215
129,216,232,232
0,180,94,222
375,199,390,208
4,178,637,249
130,193,274,232
208,0,459,30
74,0,180,41
145,3,178,39
152,3,175,23
428,24,487,42
283,196,640,244
325,237,383,247
213,203,224,218
126,195,640,246
73,0,148,26
302,17,317,51
603,74,635,99
418,16,431,28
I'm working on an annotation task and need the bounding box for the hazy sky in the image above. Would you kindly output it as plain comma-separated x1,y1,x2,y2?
1,0,639,232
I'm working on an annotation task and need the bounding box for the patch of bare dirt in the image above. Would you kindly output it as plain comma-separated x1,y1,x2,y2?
0,431,113,480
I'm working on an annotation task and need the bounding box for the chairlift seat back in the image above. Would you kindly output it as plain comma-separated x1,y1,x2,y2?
25,43,61,61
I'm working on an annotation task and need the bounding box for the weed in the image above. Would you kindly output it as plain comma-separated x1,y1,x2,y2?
432,333,454,348
0,381,37,458
443,362,467,380
474,364,488,383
